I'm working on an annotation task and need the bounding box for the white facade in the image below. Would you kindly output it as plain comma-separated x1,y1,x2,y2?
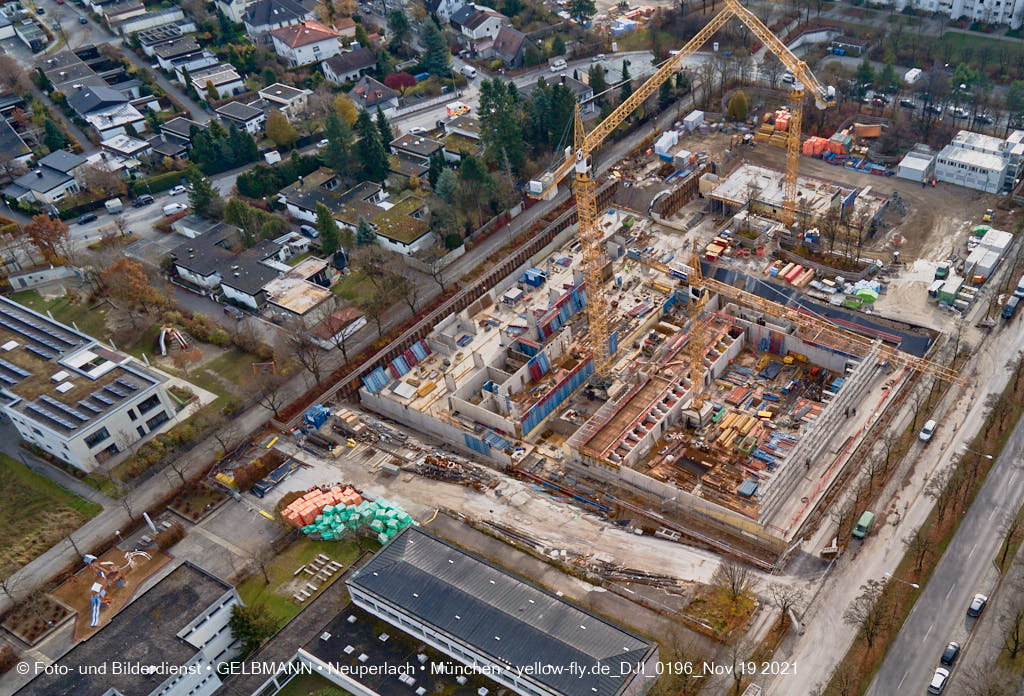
934,129,1024,193
877,0,1024,28
215,0,256,22
270,33,341,66
896,150,935,183
377,230,436,255
460,12,505,40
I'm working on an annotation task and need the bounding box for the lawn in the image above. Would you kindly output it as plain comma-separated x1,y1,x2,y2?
236,535,374,626
286,251,313,267
0,453,102,570
274,673,349,696
11,290,109,338
332,271,375,306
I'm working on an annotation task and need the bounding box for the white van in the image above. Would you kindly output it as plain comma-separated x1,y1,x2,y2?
163,202,187,216
460,65,477,78
549,58,567,72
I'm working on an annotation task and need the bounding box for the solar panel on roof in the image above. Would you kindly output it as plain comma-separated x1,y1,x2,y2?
77,400,101,414
90,392,114,406
0,374,16,385
25,345,54,360
104,385,127,398
25,402,78,430
115,378,138,391
0,359,29,378
39,395,89,421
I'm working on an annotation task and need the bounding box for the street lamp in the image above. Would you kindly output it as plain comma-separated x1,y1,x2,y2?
883,572,920,589
960,444,994,460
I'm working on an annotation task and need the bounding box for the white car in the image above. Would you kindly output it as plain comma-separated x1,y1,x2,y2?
927,667,949,694
163,202,187,216
168,185,187,196
408,126,426,135
316,139,329,148
919,419,936,442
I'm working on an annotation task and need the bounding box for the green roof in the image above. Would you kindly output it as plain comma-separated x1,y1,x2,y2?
371,195,430,244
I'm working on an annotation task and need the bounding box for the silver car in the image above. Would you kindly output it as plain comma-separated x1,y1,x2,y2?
928,667,949,694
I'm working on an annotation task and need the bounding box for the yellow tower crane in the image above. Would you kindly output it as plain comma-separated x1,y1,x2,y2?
528,0,836,380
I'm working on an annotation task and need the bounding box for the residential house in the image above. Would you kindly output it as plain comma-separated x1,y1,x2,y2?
484,25,528,67
146,134,187,160
0,118,33,172
111,7,191,37
309,306,366,349
153,36,202,72
269,20,341,67
322,47,376,84
101,133,151,162
333,16,356,38
451,4,507,46
3,150,87,205
349,76,399,115
14,19,47,52
216,0,258,23
389,133,443,177
243,0,314,44
101,0,146,27
135,24,190,57
190,64,245,100
66,86,145,139
263,257,334,326
258,83,311,119
277,167,364,222
369,194,434,254
170,51,220,84
439,114,481,162
216,100,267,135
161,116,205,149
426,0,467,22
520,74,595,115
0,14,13,42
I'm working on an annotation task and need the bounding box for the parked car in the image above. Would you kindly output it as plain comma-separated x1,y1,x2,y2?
133,194,154,207
35,7,44,14
168,185,187,196
983,208,993,222
79,16,87,23
967,593,988,617
899,98,916,109
299,224,318,239
408,126,426,135
939,641,960,667
976,113,994,124
926,104,943,115
163,202,187,216
316,139,329,149
77,212,97,225
928,668,949,694
1003,295,1020,320
919,419,937,442
592,53,606,63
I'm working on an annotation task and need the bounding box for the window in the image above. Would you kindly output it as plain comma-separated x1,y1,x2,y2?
128,409,137,421
146,411,169,430
137,394,160,414
84,427,110,448
136,425,145,437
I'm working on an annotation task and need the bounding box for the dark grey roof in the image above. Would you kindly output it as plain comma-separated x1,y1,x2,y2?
147,134,187,157
243,0,312,28
350,76,397,108
171,223,241,276
219,258,280,295
153,36,200,59
323,47,375,75
11,166,72,194
15,563,231,696
216,100,264,122
162,116,204,140
450,5,476,25
66,84,127,116
37,149,86,174
390,133,443,158
493,24,526,59
347,527,656,696
0,118,28,158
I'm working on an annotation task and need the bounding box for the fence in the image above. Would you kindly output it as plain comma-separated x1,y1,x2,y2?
393,90,463,118
403,244,466,274
283,180,619,428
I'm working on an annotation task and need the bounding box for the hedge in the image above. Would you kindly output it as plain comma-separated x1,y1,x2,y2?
132,170,190,195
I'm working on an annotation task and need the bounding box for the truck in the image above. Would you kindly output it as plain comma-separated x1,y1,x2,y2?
852,511,875,539
1014,273,1024,299
104,198,123,214
1003,295,1020,320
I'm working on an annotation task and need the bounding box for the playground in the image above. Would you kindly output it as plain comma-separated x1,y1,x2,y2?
51,548,171,640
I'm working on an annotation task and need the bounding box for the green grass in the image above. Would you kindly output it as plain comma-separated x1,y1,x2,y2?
123,323,162,360
11,290,109,338
236,536,372,626
332,271,375,305
274,673,349,696
0,453,102,569
286,251,313,267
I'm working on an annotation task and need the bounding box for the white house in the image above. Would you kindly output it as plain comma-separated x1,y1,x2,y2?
426,0,467,22
216,100,266,135
269,20,341,67
258,83,312,119
451,4,507,43
3,150,87,206
322,47,377,84
215,0,257,23
190,64,245,100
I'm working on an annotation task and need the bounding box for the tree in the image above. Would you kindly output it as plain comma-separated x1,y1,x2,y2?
726,90,749,121
768,583,805,630
905,527,930,572
24,214,70,264
229,603,278,656
316,202,341,254
620,61,633,104
551,35,565,56
478,79,525,173
421,20,450,77
355,109,389,182
254,373,288,418
855,58,874,89
265,110,298,149
101,258,162,328
376,106,394,149
435,168,458,204
658,79,672,110
393,273,420,315
356,217,376,245
288,330,326,386
588,64,608,104
843,579,888,648
388,9,411,49
358,287,392,337
427,150,444,188
0,55,30,95
321,113,353,175
1002,592,1024,659
566,0,595,23
384,72,417,94
879,61,898,91
80,163,126,197
961,663,1014,696
43,118,66,151
334,94,358,126
185,170,223,218
711,559,751,604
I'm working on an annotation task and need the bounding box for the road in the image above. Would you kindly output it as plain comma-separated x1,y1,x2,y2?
865,323,1024,694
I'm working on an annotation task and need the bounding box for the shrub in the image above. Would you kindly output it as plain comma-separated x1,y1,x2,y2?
155,521,186,550
0,644,19,674
209,328,230,346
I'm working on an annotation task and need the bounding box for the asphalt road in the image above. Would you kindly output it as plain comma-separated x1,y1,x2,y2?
866,322,1024,695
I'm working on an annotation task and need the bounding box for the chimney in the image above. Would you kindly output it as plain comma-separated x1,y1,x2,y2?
35,169,42,178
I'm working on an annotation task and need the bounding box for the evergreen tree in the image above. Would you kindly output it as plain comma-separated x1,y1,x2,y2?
376,107,394,150
315,202,341,254
189,125,215,166
228,124,258,164
435,168,457,203
355,23,370,47
421,20,450,76
185,169,222,218
322,113,353,174
620,62,633,104
124,121,139,138
566,0,596,23
388,10,411,49
427,150,445,188
726,90,749,121
855,58,874,89
477,79,525,172
229,604,277,657
356,217,377,244
262,67,276,86
552,35,565,55
355,110,389,182
43,118,66,151
659,79,673,109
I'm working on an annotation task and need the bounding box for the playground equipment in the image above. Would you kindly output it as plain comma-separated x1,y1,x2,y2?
157,325,190,356
81,550,152,627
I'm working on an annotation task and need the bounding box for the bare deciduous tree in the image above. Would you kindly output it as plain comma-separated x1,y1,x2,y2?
254,373,289,418
288,330,326,387
768,583,805,630
843,578,888,649
712,559,752,604
905,528,930,572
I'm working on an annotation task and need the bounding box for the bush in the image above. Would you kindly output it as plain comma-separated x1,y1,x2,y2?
132,169,190,195
155,521,186,550
209,328,230,346
232,450,287,491
0,644,19,674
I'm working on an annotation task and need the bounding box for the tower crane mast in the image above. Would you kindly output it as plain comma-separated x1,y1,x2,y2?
527,0,836,379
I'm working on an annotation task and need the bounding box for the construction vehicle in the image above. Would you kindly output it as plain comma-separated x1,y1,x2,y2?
527,0,836,378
